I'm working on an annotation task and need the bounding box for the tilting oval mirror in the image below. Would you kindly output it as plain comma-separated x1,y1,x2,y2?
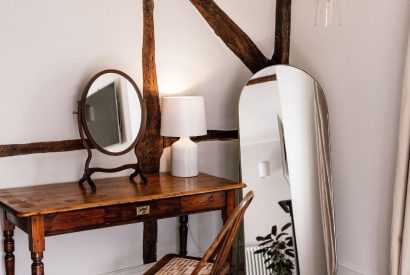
239,65,337,275
81,70,145,155
77,69,147,191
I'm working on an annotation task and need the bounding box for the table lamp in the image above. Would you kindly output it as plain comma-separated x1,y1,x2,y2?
161,96,207,177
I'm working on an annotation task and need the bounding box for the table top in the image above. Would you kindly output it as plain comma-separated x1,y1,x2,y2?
0,173,245,217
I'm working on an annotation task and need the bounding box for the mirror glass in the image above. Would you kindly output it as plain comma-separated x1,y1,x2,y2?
84,72,143,154
239,65,337,275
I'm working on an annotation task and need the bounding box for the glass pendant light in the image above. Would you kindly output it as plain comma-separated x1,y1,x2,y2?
315,0,342,27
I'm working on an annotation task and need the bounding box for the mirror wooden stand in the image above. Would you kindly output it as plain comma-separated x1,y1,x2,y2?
77,69,148,191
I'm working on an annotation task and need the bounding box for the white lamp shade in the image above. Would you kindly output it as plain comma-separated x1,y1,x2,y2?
161,96,207,137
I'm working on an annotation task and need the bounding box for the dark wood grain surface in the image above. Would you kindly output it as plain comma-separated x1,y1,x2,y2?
0,139,86,157
163,130,239,148
0,174,245,274
0,173,245,218
2,211,15,275
137,0,163,175
272,0,292,64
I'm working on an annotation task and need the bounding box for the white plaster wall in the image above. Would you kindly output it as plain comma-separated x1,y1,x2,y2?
0,0,271,274
291,0,410,274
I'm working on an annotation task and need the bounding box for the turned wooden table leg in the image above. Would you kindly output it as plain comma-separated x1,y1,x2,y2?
3,211,15,275
179,215,188,256
29,216,45,275
31,252,44,275
4,230,15,275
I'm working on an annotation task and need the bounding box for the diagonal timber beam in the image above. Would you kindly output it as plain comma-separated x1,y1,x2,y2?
189,0,271,73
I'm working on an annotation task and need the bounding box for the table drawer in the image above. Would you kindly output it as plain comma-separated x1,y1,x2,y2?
45,198,181,235
105,198,181,223
181,191,225,213
45,208,105,235
44,192,226,235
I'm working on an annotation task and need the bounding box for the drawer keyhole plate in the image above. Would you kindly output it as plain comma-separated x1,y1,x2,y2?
136,205,150,216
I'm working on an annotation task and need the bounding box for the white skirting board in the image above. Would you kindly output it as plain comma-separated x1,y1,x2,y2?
338,260,372,275
99,264,155,275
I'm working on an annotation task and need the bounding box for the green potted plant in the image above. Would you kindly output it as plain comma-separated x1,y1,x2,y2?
255,222,295,275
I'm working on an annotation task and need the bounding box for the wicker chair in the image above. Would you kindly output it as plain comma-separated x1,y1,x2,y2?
144,191,254,275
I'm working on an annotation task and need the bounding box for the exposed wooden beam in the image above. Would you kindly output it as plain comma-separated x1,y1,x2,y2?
189,0,271,73
193,130,238,142
163,130,239,148
0,140,85,158
271,0,292,65
138,0,162,264
137,0,163,175
0,131,238,158
246,74,277,86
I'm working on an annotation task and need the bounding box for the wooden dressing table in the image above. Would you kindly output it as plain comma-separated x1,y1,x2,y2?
0,172,245,275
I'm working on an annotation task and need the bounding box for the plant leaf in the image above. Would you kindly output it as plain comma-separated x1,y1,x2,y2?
263,233,272,240
277,241,286,250
254,248,266,254
281,222,292,232
286,238,293,247
285,249,295,258
272,225,277,236
257,222,296,275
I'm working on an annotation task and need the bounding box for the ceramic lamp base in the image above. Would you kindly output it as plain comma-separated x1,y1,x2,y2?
171,137,199,177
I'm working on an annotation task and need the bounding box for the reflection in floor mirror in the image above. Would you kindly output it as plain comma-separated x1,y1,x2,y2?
239,65,337,275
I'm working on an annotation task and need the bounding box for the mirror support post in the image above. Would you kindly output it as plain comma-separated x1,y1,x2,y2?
77,100,96,192
76,100,148,192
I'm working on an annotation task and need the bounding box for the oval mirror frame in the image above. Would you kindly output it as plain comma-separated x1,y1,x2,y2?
80,69,147,156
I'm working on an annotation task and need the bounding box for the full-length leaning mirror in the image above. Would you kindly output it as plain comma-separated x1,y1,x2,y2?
239,65,337,275
77,69,147,191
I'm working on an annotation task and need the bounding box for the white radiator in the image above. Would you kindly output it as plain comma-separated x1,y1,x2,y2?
245,245,270,275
